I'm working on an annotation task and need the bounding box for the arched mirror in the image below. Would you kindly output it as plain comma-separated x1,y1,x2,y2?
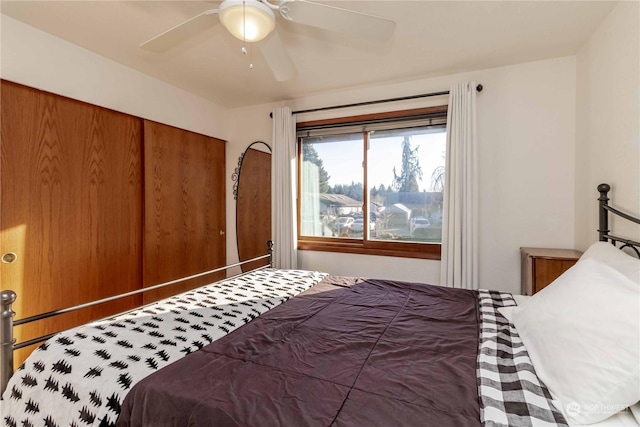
233,141,272,272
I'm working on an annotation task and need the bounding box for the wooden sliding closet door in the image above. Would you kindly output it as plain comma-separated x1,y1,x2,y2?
143,120,225,303
0,81,143,364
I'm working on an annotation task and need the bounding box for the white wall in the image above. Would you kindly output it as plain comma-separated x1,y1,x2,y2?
227,57,577,294
0,15,229,139
575,2,640,250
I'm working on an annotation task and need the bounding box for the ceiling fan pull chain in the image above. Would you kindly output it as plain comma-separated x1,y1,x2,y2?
240,1,253,70
242,0,246,45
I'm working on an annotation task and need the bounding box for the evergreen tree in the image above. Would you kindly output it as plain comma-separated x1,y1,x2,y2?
392,137,422,193
330,182,363,202
302,144,331,193
346,181,363,202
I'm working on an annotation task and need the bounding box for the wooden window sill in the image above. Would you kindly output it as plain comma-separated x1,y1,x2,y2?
298,239,441,260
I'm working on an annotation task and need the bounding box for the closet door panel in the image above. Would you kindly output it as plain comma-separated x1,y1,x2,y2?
0,81,143,365
143,120,225,303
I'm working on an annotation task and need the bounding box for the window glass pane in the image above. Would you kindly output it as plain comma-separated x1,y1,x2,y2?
300,135,364,239
368,127,446,243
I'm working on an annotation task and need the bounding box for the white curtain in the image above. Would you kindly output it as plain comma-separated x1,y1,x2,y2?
301,161,322,236
271,107,298,269
440,82,478,289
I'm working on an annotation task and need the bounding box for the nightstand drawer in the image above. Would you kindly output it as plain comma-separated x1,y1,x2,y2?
531,258,577,293
521,247,582,295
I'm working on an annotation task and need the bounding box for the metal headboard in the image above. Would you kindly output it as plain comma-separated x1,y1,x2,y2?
0,241,274,396
598,183,640,257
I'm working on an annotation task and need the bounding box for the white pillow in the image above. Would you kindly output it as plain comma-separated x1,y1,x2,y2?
511,259,640,425
580,242,640,284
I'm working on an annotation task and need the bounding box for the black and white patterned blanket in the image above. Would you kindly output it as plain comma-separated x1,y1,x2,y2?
477,290,568,427
1,269,327,427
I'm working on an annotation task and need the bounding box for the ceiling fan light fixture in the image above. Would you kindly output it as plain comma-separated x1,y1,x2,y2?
219,0,276,43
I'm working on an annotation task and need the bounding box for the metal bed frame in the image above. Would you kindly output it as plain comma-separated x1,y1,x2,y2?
0,241,273,395
598,183,640,256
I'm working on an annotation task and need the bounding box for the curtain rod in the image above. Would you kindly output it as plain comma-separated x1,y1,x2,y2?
269,84,483,118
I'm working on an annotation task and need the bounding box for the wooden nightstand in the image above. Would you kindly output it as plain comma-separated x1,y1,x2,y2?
520,247,583,295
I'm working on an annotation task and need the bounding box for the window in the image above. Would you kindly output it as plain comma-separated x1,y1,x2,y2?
297,106,447,259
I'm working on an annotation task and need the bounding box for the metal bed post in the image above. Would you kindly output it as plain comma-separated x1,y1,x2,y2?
598,183,610,242
1,289,17,395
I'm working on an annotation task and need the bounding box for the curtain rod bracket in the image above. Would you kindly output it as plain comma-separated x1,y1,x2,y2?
269,83,483,118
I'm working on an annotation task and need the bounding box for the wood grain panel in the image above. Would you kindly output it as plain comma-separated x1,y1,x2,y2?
143,120,225,303
533,258,577,293
0,81,143,366
236,148,271,272
520,247,582,295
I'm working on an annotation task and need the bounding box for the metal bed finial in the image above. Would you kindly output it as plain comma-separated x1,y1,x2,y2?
598,183,611,242
597,183,640,257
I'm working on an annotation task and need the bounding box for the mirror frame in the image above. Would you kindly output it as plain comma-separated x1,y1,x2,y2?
232,141,271,200
232,141,272,271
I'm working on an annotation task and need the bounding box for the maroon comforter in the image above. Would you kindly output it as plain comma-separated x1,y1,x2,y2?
117,276,481,426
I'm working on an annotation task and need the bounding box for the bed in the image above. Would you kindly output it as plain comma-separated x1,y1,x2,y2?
1,183,639,427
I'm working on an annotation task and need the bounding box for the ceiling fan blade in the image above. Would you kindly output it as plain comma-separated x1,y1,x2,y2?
140,9,219,52
283,0,396,41
259,31,297,81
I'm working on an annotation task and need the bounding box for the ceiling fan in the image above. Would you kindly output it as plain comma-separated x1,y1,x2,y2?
139,0,396,82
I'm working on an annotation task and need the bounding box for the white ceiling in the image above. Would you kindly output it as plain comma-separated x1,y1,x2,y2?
1,1,616,108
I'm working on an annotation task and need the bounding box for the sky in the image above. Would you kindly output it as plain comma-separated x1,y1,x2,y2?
312,131,446,191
